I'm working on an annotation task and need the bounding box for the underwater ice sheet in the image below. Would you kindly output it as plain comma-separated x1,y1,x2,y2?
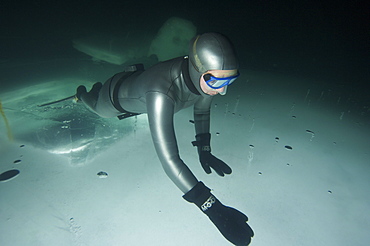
0,67,369,246
0,80,138,166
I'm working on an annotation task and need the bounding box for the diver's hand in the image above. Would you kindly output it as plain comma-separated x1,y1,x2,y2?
183,182,254,246
192,133,232,176
199,151,232,176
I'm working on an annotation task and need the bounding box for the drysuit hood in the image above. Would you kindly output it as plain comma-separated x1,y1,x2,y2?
188,33,239,96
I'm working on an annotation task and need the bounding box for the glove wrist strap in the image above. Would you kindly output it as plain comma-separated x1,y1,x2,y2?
192,133,211,152
192,141,211,152
183,182,212,207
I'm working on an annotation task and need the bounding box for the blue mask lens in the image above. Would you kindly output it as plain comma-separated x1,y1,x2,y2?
203,72,240,89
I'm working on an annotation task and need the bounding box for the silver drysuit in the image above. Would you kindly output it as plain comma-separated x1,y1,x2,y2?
84,56,213,193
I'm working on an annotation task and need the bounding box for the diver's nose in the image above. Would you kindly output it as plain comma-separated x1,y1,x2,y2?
216,86,228,95
217,87,225,93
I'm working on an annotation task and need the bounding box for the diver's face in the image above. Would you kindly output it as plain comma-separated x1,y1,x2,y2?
200,69,238,96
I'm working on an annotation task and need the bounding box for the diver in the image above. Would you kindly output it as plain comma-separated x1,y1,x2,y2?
76,32,254,245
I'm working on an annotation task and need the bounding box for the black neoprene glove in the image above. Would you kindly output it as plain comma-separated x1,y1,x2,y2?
192,133,232,176
183,181,254,246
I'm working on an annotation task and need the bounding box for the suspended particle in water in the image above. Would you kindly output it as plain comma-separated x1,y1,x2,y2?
333,142,337,145
337,97,341,104
328,190,332,194
289,103,296,114
258,172,262,175
286,163,291,166
275,137,279,142
249,144,255,149
292,115,297,119
216,132,220,136
340,112,344,120
232,95,240,114
248,150,254,163
20,145,25,148
13,160,21,164
249,118,255,132
285,145,293,150
304,89,311,101
69,217,81,236
318,91,324,101
97,171,108,178
306,130,315,141
224,103,229,115
189,120,195,124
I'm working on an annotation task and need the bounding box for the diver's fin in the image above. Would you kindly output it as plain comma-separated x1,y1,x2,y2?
37,95,76,107
117,112,141,120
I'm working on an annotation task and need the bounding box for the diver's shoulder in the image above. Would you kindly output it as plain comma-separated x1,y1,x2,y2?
148,56,185,70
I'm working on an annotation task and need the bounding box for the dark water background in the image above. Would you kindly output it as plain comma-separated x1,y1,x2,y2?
0,0,368,102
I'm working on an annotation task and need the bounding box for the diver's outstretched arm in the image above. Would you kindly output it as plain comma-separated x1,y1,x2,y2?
146,92,253,245
146,91,198,193
193,97,232,176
